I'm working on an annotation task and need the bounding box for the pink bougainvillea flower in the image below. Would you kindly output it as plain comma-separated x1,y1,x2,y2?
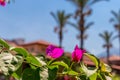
0,0,6,6
64,75,69,80
72,45,86,62
46,45,64,59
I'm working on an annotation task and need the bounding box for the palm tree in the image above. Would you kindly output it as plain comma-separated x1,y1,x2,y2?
51,11,71,48
67,0,108,49
99,31,113,64
68,18,94,49
110,9,120,56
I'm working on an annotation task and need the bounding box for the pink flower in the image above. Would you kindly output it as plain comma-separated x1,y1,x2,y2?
72,45,85,62
46,45,64,59
64,75,69,80
0,0,6,6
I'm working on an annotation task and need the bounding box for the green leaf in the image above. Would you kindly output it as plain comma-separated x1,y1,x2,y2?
84,53,99,68
80,53,100,77
67,70,78,76
61,56,71,66
0,39,10,49
48,65,58,70
22,68,40,80
79,75,89,80
11,47,28,57
12,65,23,80
89,72,97,80
51,61,69,69
26,54,42,67
81,63,97,77
48,66,58,80
12,72,21,80
29,64,38,69
98,73,106,80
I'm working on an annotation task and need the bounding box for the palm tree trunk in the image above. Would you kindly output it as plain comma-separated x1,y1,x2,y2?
80,30,84,49
59,28,63,48
119,32,120,58
107,46,110,65
79,10,84,49
79,9,84,61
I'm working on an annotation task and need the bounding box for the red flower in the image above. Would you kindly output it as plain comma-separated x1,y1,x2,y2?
72,45,85,62
0,0,6,6
46,45,64,59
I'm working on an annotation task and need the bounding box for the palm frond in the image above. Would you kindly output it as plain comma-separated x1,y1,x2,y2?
67,21,79,30
85,22,94,31
59,11,63,26
57,11,65,27
65,14,72,20
111,10,120,29
119,9,120,23
111,10,118,21
81,0,88,8
67,0,78,7
51,10,71,28
67,0,88,8
109,32,113,37
64,14,72,25
90,0,109,5
99,31,113,44
99,33,105,40
112,35,118,41
109,18,115,23
50,12,59,24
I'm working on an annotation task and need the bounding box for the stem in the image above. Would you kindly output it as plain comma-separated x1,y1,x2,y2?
0,48,7,53
57,72,65,75
23,60,41,67
5,75,10,80
47,59,55,65
70,62,74,69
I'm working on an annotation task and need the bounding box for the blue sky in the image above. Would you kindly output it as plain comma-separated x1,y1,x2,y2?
0,0,120,56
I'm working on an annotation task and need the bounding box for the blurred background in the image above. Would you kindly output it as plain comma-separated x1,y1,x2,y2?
0,0,120,79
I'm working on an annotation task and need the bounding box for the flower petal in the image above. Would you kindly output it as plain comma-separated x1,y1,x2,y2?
51,48,64,58
74,45,79,50
46,45,64,59
0,0,6,6
72,45,85,62
46,45,55,55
